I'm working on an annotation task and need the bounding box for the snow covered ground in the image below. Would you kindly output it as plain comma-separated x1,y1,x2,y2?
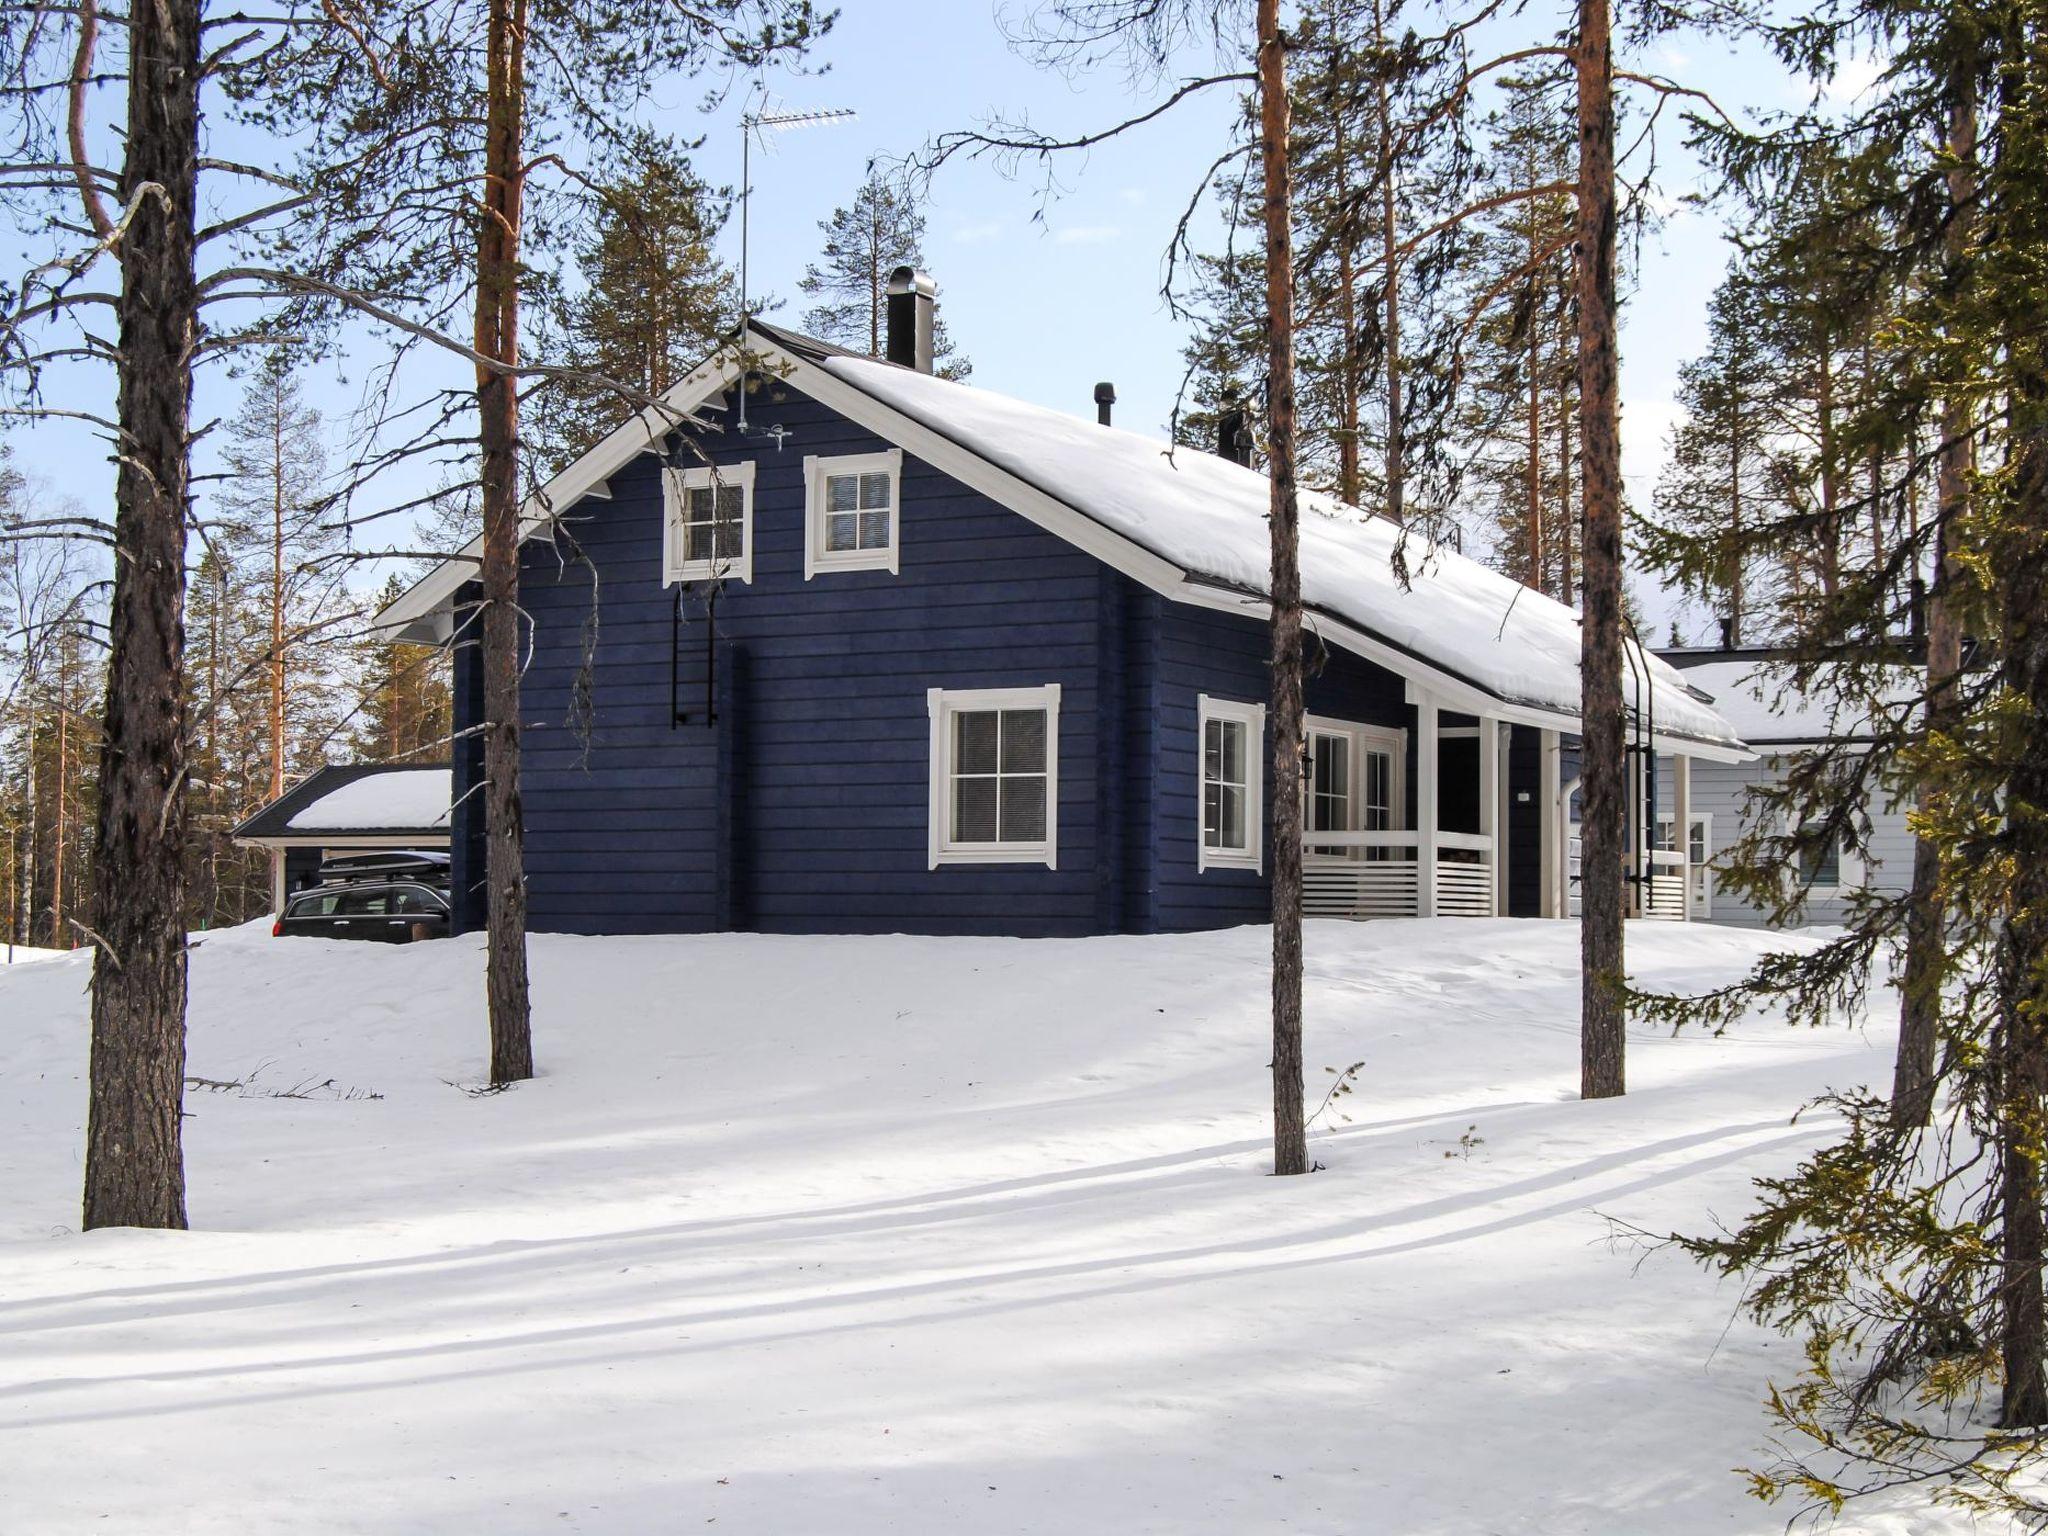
0,920,1918,1534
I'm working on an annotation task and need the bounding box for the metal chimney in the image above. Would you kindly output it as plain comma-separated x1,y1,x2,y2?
1093,381,1116,426
1217,389,1254,467
885,266,936,373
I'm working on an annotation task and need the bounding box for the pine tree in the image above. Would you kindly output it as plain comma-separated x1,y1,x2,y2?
1633,0,2048,1510
212,353,347,804
1648,265,1787,643
532,136,737,470
354,575,453,762
800,173,970,379
1457,69,1580,596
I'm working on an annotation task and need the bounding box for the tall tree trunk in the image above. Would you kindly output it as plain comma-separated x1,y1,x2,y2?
1817,349,1842,599
1728,409,1745,646
53,682,66,944
1574,0,1625,1100
270,390,286,803
1997,406,2048,1429
1525,250,1544,591
1556,340,1575,605
83,0,199,1230
1335,95,1361,507
1259,0,1306,1177
1376,26,1404,528
477,0,534,1085
1895,78,1976,1130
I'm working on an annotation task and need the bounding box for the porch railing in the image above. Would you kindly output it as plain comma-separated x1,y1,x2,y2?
1642,848,1689,920
1301,831,1496,920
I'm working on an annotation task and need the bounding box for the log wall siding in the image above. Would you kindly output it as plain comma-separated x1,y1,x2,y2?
449,374,1466,936
512,381,1110,936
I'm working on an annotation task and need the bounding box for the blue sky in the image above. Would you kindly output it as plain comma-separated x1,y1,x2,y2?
16,0,1844,642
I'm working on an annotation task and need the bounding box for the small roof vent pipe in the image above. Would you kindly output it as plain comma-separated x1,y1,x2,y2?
1094,381,1116,426
885,266,936,374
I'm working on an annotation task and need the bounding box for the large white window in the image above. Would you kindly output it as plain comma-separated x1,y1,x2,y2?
663,460,754,585
1199,695,1265,872
804,449,902,577
927,685,1060,868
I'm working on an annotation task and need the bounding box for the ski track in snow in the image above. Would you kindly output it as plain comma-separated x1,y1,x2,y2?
0,920,1950,1534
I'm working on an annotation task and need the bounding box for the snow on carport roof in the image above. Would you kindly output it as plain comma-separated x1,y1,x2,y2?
286,769,451,833
816,351,1741,751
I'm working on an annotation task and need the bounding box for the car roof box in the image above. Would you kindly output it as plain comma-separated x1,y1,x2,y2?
318,849,452,883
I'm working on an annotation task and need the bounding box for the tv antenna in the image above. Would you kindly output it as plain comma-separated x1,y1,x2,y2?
736,96,856,432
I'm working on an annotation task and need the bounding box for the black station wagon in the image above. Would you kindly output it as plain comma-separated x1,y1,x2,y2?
273,853,452,944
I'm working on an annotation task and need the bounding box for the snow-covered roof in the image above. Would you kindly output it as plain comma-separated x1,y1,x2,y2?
376,321,1746,754
815,350,1738,750
1660,655,1923,746
285,769,451,832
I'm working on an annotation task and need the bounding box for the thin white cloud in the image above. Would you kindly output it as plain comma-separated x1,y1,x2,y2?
1052,224,1122,246
951,219,1005,246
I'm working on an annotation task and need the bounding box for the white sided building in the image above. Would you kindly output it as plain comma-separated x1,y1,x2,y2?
1653,648,1921,927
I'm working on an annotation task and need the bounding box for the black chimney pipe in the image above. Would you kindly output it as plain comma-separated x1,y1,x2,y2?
1094,381,1116,426
886,266,936,374
1217,389,1253,467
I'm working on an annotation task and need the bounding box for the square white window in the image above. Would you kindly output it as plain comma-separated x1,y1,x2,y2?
805,450,902,577
927,684,1060,868
663,460,754,585
1793,821,1863,893
1199,695,1265,872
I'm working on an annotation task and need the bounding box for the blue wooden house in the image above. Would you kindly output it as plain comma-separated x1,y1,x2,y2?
377,270,1746,937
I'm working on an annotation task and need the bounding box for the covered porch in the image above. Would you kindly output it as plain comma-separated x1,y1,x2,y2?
1299,683,1710,923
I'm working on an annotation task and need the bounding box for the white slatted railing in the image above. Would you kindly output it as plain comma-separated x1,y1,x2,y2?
1643,850,1689,921
1300,831,1495,920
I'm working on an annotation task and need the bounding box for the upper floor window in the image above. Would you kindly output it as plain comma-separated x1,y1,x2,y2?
664,460,754,585
1199,695,1265,872
804,449,902,577
927,684,1060,868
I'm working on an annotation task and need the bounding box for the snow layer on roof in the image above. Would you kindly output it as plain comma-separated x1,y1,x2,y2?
287,769,451,832
1668,657,1922,746
819,354,1739,748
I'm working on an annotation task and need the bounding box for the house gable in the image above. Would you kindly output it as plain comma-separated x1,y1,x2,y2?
508,374,1120,935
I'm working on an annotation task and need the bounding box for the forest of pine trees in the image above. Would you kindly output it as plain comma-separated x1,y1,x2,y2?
8,0,2048,1517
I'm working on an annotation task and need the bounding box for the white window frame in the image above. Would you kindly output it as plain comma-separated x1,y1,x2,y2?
1787,815,1865,898
1303,715,1407,834
1198,694,1266,872
663,460,755,586
804,449,902,578
927,684,1061,869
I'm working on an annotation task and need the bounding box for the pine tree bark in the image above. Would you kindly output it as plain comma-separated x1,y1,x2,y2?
1997,408,2048,1429
83,0,200,1230
1574,0,1626,1100
1895,79,1976,1131
1259,0,1306,1177
270,386,287,803
1375,18,1404,528
477,0,535,1085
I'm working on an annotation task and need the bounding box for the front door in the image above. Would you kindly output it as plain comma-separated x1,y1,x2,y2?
1305,718,1405,857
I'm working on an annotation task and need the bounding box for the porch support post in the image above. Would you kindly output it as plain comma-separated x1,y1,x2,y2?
1417,693,1439,918
1672,752,1692,922
1539,730,1562,918
1478,714,1499,917
1626,745,1644,919
270,848,286,916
